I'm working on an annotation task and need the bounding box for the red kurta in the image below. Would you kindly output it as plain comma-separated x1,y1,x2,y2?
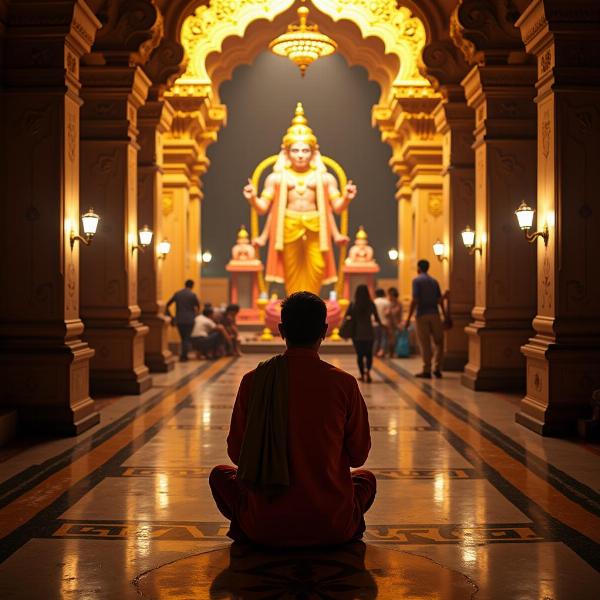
227,347,371,546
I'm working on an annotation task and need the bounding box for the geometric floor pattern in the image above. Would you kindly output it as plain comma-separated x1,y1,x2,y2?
0,355,599,598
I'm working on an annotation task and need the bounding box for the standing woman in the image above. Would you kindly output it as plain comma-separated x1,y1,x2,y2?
346,284,381,382
386,287,403,357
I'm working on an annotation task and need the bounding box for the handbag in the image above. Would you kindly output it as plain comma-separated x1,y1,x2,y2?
394,329,410,358
339,305,356,340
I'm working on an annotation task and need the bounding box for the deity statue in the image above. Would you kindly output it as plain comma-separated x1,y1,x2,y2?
229,225,260,264
345,226,376,265
243,103,356,295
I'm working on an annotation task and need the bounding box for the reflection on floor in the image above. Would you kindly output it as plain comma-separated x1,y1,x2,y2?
0,354,599,599
134,542,476,599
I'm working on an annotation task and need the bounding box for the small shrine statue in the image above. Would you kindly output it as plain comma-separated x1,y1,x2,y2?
345,226,376,265
229,225,260,264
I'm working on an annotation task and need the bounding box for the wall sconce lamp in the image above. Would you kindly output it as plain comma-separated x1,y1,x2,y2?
515,201,549,246
70,208,100,249
157,239,171,260
132,225,153,253
461,225,482,255
388,248,399,261
432,240,448,263
201,250,213,264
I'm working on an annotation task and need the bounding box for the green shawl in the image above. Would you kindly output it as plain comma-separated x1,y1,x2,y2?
237,354,290,495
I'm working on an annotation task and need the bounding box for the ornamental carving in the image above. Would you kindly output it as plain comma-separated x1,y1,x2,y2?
91,0,162,66
541,112,551,160
162,191,174,216
173,0,429,97
422,39,470,89
455,0,524,64
428,192,443,218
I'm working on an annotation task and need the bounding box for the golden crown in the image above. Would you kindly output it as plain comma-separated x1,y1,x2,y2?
356,226,368,241
237,224,249,239
282,102,317,148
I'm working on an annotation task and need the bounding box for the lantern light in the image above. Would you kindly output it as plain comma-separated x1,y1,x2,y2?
71,208,100,249
388,248,399,261
432,239,448,262
461,225,482,256
514,201,549,245
157,239,171,260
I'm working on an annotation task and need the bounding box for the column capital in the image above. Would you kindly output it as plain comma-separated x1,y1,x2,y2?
516,0,600,88
88,0,162,66
80,65,151,139
139,98,175,135
453,0,529,66
432,95,474,134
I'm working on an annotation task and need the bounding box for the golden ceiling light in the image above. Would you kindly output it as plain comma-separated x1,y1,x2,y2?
269,2,337,76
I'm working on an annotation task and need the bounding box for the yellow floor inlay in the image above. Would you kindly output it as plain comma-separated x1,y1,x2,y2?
375,359,600,545
0,358,233,540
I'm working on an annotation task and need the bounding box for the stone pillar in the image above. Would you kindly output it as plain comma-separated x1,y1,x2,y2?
137,99,176,372
0,1,100,433
433,92,475,370
515,0,600,434
79,66,152,394
187,178,202,283
410,158,444,286
162,157,193,306
396,169,414,306
461,64,538,390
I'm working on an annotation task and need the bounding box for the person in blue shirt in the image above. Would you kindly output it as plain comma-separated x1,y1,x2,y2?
404,260,448,379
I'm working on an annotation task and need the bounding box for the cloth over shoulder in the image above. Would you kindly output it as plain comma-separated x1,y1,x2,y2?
237,354,290,495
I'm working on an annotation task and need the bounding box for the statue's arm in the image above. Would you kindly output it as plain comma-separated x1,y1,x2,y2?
327,202,349,246
326,173,357,213
253,212,271,247
243,173,277,215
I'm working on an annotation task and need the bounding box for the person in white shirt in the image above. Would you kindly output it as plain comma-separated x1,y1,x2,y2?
191,306,227,359
372,288,390,358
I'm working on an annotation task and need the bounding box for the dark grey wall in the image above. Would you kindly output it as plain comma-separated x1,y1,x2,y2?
201,51,397,281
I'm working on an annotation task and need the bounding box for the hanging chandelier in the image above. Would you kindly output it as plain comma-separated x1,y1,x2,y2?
269,2,337,77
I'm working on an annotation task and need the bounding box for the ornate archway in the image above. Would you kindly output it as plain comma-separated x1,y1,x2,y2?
157,1,451,305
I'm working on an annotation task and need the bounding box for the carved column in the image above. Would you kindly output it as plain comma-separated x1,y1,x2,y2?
375,96,444,305
137,99,176,372
515,0,600,434
453,0,539,390
433,91,475,370
79,66,152,394
460,64,537,390
0,1,100,433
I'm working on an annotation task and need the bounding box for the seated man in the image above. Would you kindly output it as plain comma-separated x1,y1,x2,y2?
210,291,375,546
191,306,226,359
219,303,242,357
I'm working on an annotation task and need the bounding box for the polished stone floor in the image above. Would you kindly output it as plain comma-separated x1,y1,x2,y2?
0,354,599,598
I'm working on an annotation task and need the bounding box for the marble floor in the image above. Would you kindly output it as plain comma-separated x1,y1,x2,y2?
0,354,599,598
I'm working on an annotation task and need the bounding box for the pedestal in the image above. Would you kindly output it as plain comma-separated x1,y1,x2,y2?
342,264,379,301
226,262,262,318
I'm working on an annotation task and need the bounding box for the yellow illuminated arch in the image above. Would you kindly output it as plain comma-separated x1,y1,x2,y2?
170,0,430,99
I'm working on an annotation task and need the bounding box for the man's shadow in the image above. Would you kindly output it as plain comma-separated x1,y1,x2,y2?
209,541,378,599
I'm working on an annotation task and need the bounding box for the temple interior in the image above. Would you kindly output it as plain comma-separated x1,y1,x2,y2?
0,0,599,597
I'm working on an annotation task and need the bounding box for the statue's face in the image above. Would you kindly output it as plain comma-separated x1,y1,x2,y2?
287,142,313,170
